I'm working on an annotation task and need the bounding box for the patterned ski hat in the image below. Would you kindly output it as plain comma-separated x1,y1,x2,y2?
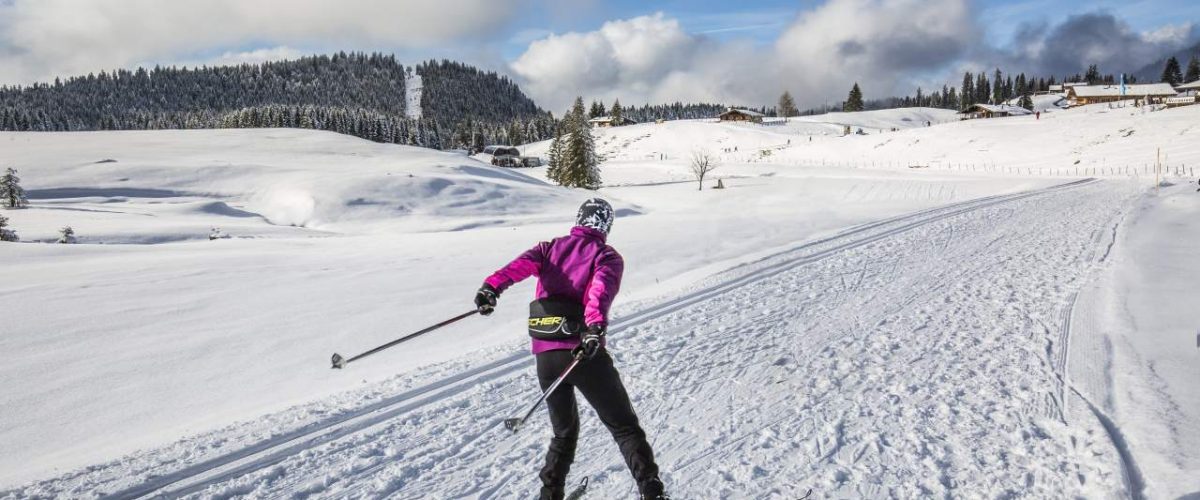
576,198,614,234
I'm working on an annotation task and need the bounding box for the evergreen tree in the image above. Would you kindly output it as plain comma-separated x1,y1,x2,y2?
976,73,990,105
1161,56,1183,85
777,91,798,120
843,83,864,112
1085,64,1101,84
556,97,600,189
610,99,623,125
546,123,565,183
507,120,524,146
0,213,16,242
961,72,974,108
1019,93,1034,111
992,69,1004,104
1185,56,1200,84
589,101,605,118
1,167,28,209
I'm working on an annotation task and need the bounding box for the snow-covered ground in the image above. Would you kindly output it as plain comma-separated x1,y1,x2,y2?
1,104,1198,498
1069,182,1200,499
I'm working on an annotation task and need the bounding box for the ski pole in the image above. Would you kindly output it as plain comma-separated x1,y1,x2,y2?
331,309,478,369
503,351,584,433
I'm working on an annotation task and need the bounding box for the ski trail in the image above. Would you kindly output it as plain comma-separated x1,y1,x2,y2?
6,178,1132,500
1056,208,1147,500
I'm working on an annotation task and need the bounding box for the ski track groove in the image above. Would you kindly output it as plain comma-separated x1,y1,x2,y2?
6,177,1136,499
1056,210,1146,500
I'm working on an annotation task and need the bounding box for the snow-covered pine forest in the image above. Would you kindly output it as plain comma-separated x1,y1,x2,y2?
0,54,559,150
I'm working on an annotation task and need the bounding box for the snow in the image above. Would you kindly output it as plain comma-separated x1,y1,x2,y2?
1068,183,1200,499
1,103,1198,498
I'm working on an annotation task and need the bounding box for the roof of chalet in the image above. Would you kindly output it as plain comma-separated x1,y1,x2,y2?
958,103,1033,115
1070,83,1178,98
719,108,765,117
1176,80,1200,90
587,115,635,123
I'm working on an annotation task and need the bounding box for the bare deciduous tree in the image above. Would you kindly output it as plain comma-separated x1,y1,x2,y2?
690,150,719,191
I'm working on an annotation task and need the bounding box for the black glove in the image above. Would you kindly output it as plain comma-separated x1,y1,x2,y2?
572,324,606,360
474,284,499,315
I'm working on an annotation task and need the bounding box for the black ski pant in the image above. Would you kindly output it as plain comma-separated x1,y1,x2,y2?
536,348,660,498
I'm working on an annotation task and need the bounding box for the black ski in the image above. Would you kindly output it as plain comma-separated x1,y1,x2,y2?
565,476,589,500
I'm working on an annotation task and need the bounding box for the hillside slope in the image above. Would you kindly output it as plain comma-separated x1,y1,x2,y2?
525,104,1200,176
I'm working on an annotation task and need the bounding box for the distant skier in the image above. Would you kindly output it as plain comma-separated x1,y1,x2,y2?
474,198,668,500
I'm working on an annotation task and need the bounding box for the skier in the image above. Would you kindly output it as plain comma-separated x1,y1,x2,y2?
474,198,668,500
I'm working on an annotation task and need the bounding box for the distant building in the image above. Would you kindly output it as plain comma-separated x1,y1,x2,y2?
1175,80,1200,95
718,108,764,123
587,116,635,128
1066,83,1177,106
957,104,1033,120
1164,80,1199,107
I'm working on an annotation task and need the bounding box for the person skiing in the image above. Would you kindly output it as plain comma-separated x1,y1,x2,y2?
474,198,668,500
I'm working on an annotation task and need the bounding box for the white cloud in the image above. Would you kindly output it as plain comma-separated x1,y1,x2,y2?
0,0,521,84
511,1,977,112
1141,22,1194,46
163,47,309,69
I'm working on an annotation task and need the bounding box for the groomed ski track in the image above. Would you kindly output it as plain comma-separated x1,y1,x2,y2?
7,178,1140,499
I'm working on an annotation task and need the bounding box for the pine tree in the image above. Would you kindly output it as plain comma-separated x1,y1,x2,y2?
777,91,797,120
0,214,15,242
507,120,524,146
589,101,605,118
1161,57,1183,85
1185,56,1200,84
555,97,600,189
610,99,623,126
1085,64,1101,84
546,123,565,183
843,83,864,112
992,69,1004,104
1019,93,1034,111
1,167,28,209
961,72,974,108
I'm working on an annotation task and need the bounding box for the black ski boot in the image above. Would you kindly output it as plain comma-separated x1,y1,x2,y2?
539,485,564,500
640,477,669,500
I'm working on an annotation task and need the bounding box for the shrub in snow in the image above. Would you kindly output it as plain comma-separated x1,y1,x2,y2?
1,167,28,209
58,226,77,244
0,214,17,242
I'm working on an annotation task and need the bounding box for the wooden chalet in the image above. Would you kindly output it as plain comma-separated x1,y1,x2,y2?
718,108,764,123
587,116,635,128
1066,83,1177,106
957,103,1033,120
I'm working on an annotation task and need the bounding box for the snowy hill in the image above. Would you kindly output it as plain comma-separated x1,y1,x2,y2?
526,103,1199,179
2,102,1199,498
1,129,577,241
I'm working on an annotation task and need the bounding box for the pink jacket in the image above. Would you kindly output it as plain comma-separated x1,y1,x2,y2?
484,226,624,354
